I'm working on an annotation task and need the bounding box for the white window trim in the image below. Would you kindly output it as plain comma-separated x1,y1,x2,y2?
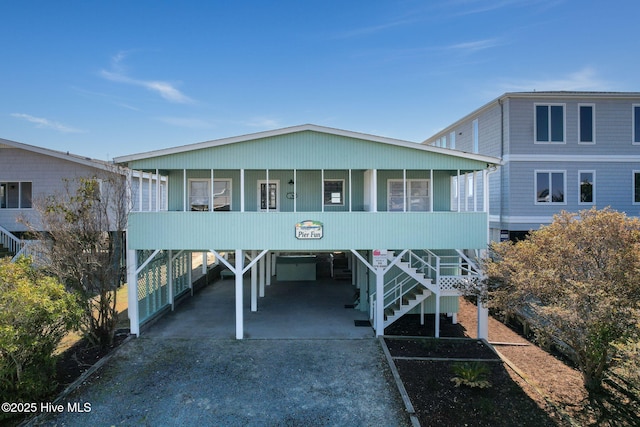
534,170,567,205
578,103,596,145
257,179,280,211
323,179,345,206
534,103,566,144
633,171,640,205
387,179,430,212
633,105,640,145
578,170,596,205
188,178,233,211
0,181,34,210
213,178,232,211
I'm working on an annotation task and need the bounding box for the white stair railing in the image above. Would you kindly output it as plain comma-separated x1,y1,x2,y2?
0,225,23,259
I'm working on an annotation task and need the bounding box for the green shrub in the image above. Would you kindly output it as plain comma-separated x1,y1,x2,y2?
450,362,492,388
0,257,81,405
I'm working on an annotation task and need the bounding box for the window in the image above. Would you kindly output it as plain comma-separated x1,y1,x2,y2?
189,179,232,211
634,105,640,144
0,181,32,209
258,180,279,211
579,171,595,204
324,180,344,206
387,179,430,212
579,104,595,143
213,180,232,211
535,104,565,143
449,131,456,149
472,119,479,153
535,171,565,204
634,172,640,204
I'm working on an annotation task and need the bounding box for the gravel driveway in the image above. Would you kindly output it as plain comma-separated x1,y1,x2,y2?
33,337,411,426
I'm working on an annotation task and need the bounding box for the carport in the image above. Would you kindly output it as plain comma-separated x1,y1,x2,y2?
144,271,373,339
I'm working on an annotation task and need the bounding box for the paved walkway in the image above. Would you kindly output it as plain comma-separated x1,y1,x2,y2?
32,278,411,426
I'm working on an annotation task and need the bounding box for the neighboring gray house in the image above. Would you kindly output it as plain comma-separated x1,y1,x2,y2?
0,138,163,258
423,91,640,241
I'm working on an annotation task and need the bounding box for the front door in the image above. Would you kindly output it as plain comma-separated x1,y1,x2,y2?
258,180,279,211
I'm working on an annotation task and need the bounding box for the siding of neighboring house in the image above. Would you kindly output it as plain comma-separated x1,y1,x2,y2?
423,92,640,239
0,147,113,232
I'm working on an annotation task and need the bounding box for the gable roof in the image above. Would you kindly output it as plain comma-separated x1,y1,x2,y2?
114,124,500,166
0,137,125,174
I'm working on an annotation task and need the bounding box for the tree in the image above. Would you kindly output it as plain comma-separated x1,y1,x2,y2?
485,207,640,393
22,171,129,349
0,257,80,404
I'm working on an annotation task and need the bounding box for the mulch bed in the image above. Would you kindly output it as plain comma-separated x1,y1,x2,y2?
383,319,556,427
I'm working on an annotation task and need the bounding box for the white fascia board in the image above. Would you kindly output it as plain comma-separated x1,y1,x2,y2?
504,154,640,162
114,123,501,166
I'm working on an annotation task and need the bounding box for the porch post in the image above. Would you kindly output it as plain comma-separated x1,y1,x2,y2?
435,293,441,338
251,250,258,312
183,169,187,212
168,250,174,311
235,249,244,339
240,169,245,212
259,254,266,297
477,297,488,339
375,267,385,336
126,248,139,336
265,252,272,287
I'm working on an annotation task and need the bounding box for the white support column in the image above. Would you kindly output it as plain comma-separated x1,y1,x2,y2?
240,169,245,212
435,293,441,338
188,251,193,296
457,169,461,212
251,250,258,312
235,249,244,339
183,169,187,212
210,169,214,212
420,300,425,325
126,249,139,336
477,296,488,339
156,169,160,212
168,250,175,311
402,169,407,212
259,254,266,297
473,171,478,212
138,171,144,212
429,169,433,212
293,169,297,213
375,267,385,336
348,169,352,212
265,169,269,213
372,169,377,212
265,252,272,287
202,252,207,275
321,169,325,213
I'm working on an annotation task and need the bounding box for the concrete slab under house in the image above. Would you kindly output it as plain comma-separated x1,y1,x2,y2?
114,124,500,339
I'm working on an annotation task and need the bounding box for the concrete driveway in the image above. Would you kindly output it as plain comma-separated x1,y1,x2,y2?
32,279,411,426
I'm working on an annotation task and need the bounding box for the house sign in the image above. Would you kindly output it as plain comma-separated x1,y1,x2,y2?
295,220,323,240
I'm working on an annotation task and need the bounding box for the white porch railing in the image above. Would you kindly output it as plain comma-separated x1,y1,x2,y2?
0,225,23,259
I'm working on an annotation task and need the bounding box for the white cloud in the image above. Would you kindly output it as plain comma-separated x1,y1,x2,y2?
11,113,83,133
241,117,282,128
500,67,610,92
447,38,502,53
100,52,194,104
157,116,213,129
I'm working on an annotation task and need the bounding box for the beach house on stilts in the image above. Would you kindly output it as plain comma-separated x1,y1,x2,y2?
114,125,500,339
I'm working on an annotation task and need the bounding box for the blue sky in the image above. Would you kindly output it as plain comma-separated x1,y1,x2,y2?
2,0,638,161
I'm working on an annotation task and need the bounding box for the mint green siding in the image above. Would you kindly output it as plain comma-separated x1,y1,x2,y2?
127,131,491,171
128,211,488,250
